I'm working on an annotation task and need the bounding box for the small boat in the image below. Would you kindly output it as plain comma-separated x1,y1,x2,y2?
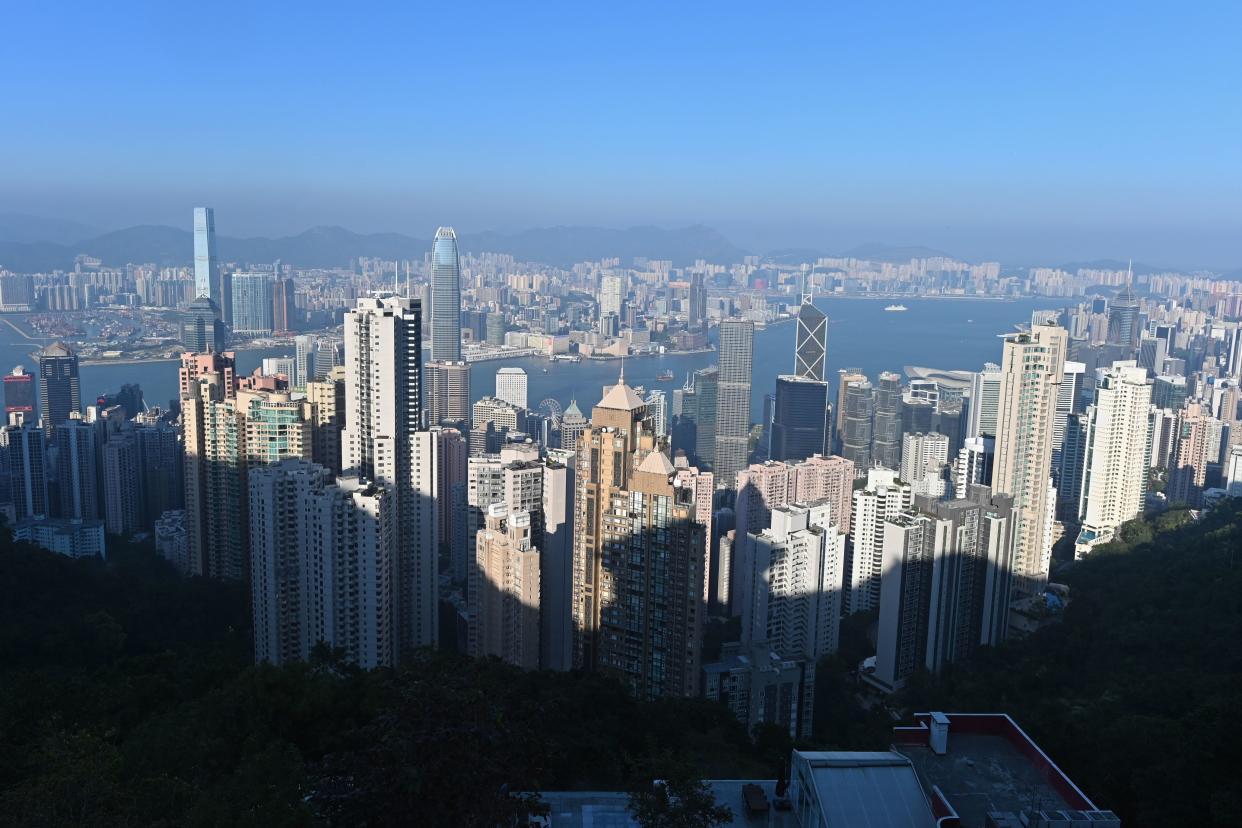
656,370,674,382
884,304,908,312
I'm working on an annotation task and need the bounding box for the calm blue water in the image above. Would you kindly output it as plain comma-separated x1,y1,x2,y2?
0,297,1066,419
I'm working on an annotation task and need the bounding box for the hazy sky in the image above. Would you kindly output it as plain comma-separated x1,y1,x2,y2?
3,2,1241,267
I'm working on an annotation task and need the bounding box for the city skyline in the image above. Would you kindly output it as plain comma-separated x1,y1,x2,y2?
3,4,1241,267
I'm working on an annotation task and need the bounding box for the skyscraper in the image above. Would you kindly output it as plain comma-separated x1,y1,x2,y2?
769,375,830,463
967,364,1002,439
231,272,275,336
1107,284,1141,353
425,361,471,428
193,207,218,305
793,296,827,381
181,296,226,353
992,323,1068,595
1,421,49,519
54,416,99,521
571,375,708,698
687,271,707,329
867,488,1015,693
342,295,437,653
430,227,462,362
900,432,950,498
249,458,395,668
470,504,541,670
840,379,875,473
495,367,528,410
4,366,35,421
715,319,754,487
748,500,844,655
293,334,317,390
37,342,80,430
599,274,624,319
872,371,904,468
847,466,912,613
1168,402,1222,507
692,365,719,470
559,399,588,452
1074,361,1153,556
102,431,144,536
835,369,867,452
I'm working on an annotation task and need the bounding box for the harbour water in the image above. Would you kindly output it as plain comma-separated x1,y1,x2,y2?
0,296,1067,419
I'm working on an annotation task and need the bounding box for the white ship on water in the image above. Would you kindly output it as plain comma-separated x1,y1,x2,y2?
884,303,909,312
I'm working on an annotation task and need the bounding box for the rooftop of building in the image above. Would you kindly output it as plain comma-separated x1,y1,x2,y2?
795,750,938,827
597,380,646,411
893,713,1108,828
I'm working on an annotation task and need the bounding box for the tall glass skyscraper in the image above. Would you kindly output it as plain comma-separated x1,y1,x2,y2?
430,227,462,362
194,207,233,326
794,298,827,381
193,207,217,301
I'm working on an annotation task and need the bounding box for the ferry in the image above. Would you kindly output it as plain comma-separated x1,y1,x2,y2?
884,304,909,312
656,370,674,382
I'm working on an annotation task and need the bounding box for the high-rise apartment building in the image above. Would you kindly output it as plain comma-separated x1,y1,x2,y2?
991,323,1068,595
715,319,754,487
249,458,394,668
272,277,296,334
293,335,316,390
54,416,99,521
900,432,951,498
2,421,49,519
342,295,437,653
306,367,345,477
102,431,144,536
231,272,275,336
571,377,707,698
599,274,624,319
1074,362,1153,556
37,342,80,430
425,361,471,427
867,487,1015,693
1168,402,1223,507
847,467,912,614
495,367,528,410
967,364,1002,439
954,436,994,499
430,227,462,362
470,504,541,670
748,500,845,663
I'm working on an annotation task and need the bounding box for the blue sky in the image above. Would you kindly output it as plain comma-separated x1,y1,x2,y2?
3,1,1240,266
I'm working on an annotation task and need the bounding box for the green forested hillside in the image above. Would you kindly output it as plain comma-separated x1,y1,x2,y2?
901,502,1242,826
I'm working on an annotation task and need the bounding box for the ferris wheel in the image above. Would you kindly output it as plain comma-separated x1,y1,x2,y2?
538,398,564,423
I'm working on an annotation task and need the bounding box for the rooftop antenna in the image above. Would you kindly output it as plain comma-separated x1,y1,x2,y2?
619,356,626,385
405,261,411,298
393,260,399,296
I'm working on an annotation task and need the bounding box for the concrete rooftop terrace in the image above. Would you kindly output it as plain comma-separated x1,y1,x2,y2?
898,733,1072,827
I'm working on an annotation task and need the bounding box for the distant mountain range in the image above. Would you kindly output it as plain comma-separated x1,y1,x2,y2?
1,214,1237,277
0,223,749,271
